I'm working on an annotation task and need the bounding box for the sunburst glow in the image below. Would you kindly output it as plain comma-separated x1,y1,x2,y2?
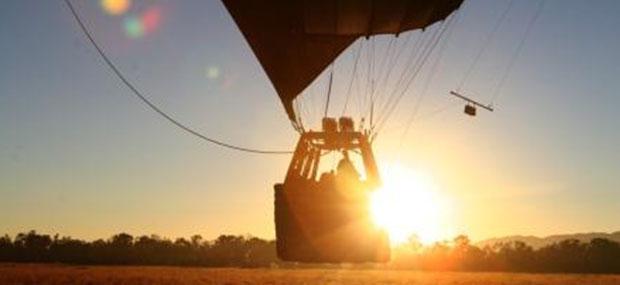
371,164,452,245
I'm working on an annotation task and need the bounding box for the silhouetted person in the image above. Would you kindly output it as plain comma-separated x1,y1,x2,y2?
335,151,363,198
319,170,335,189
337,151,360,182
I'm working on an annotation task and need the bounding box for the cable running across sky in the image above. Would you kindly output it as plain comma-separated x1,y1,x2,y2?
63,0,292,155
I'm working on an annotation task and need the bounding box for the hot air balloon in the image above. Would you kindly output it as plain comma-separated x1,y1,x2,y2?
222,0,464,263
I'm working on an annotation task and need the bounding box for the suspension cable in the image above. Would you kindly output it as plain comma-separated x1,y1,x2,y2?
373,17,453,136
372,28,434,129
457,0,515,92
394,10,462,145
341,40,363,116
64,0,292,155
491,0,546,103
323,64,335,117
371,32,414,112
369,37,396,103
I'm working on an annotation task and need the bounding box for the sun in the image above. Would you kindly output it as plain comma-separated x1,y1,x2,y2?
370,164,452,245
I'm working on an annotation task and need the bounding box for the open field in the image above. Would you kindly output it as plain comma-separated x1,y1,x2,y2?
1,264,620,285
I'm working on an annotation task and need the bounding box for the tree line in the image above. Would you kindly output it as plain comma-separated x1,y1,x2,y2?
391,235,620,273
1,231,619,273
0,231,276,267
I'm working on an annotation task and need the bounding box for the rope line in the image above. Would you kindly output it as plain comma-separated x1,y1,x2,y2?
491,0,545,103
457,0,515,92
373,16,453,137
395,10,462,146
373,28,436,130
372,33,414,112
64,0,292,155
323,64,335,117
341,40,362,116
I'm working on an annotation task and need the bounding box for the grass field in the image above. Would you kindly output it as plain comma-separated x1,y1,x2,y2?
1,264,620,285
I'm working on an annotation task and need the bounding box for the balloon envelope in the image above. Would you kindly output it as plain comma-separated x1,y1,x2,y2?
223,0,464,120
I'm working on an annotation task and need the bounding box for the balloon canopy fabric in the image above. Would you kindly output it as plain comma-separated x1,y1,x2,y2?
223,0,464,121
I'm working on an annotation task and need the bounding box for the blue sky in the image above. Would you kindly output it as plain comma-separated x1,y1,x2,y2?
1,0,619,241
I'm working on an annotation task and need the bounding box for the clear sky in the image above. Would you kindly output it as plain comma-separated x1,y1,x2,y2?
1,0,619,242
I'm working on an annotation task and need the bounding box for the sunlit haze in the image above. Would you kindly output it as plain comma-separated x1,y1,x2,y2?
1,0,619,243
371,164,453,245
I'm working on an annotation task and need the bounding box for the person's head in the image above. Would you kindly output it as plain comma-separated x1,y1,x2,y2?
341,150,350,160
337,152,357,176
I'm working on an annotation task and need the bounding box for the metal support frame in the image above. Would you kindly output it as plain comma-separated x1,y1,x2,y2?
449,90,494,112
284,131,380,189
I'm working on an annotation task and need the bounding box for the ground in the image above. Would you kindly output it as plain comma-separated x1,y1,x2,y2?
1,264,620,285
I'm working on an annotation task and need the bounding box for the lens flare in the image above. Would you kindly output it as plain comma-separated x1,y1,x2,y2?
206,66,220,80
101,0,131,15
141,6,162,34
124,16,144,38
221,73,238,90
122,6,163,39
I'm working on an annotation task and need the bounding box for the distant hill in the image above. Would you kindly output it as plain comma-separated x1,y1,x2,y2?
477,231,620,249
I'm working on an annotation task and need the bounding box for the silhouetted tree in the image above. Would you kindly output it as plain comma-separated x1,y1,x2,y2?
0,234,13,262
1,230,619,273
13,231,52,262
585,238,620,273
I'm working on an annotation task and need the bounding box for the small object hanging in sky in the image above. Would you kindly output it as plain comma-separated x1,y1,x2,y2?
100,0,131,16
464,104,476,116
449,91,493,117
